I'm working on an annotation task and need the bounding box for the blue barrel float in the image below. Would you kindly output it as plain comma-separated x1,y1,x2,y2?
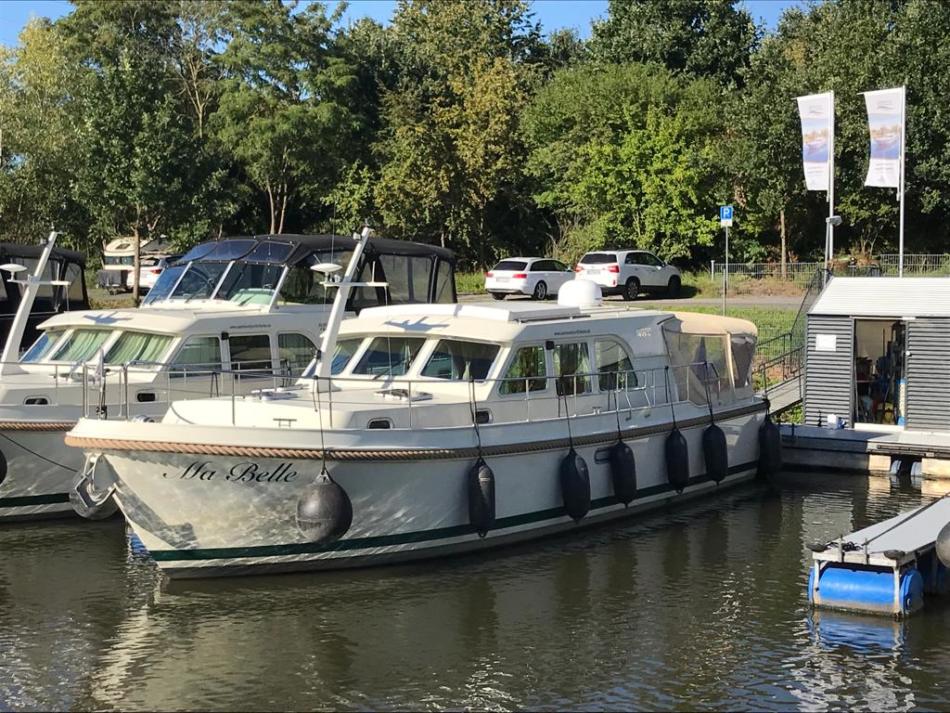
808,563,924,617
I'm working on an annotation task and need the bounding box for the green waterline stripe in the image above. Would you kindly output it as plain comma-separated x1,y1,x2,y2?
0,492,71,508
150,461,758,563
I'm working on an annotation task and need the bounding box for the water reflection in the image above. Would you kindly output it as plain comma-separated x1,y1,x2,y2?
0,474,949,710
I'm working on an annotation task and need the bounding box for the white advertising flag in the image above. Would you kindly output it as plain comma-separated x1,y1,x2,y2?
796,92,834,191
863,87,904,188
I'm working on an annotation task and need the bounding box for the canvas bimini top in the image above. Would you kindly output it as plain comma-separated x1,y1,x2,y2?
141,234,457,311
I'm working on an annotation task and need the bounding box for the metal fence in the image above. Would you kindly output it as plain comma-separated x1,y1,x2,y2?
711,254,950,282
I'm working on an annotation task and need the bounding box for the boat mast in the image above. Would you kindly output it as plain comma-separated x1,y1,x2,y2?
0,231,68,375
313,226,374,381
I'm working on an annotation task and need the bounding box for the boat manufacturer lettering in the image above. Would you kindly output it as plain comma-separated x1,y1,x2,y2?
163,461,298,483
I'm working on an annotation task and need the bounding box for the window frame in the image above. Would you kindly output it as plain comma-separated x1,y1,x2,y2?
416,338,501,382
496,342,551,398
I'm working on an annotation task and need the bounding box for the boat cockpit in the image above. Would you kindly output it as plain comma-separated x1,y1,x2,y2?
142,234,457,311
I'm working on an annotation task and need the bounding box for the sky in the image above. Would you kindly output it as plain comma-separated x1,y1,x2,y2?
0,0,805,47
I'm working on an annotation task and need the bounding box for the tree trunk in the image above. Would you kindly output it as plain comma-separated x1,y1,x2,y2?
132,223,141,307
779,207,787,280
266,183,276,235
277,183,288,235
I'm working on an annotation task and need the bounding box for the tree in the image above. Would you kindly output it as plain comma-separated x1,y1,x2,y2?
372,0,541,264
590,0,758,87
213,0,360,235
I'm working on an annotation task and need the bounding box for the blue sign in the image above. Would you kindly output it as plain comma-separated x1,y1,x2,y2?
719,205,734,227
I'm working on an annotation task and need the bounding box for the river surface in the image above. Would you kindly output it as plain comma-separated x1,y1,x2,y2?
1,472,949,711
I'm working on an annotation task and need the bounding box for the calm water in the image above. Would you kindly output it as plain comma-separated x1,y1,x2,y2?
2,472,950,711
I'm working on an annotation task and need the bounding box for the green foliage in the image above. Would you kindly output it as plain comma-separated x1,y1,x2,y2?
0,0,947,274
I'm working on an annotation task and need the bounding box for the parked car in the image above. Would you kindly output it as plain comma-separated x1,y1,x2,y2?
575,250,682,300
126,255,181,294
484,257,574,300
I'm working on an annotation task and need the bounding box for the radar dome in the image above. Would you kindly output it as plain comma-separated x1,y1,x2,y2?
558,279,603,309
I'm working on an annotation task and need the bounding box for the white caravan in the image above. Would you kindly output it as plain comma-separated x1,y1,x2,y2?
67,239,775,578
0,233,456,520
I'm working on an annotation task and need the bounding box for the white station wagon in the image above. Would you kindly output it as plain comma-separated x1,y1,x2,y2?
575,250,682,300
484,257,574,300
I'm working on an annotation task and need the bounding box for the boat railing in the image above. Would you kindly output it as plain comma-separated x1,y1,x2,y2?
71,357,741,428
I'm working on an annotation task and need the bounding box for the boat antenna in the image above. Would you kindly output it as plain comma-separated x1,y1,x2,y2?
664,366,677,429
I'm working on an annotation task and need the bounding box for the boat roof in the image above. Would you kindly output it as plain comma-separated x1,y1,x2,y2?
37,303,330,335
810,277,950,317
0,242,85,265
338,302,756,342
174,234,455,268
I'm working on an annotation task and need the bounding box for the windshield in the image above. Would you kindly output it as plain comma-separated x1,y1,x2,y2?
105,331,174,365
143,264,185,303
421,340,499,380
580,253,617,264
50,329,112,362
301,338,362,378
165,262,230,301
20,330,64,363
352,337,425,377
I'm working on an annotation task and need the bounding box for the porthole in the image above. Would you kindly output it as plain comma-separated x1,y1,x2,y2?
367,418,393,430
24,396,49,406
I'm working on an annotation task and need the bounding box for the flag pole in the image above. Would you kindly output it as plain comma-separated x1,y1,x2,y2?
898,85,906,277
827,90,835,280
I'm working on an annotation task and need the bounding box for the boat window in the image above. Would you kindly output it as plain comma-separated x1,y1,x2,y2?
301,338,363,378
14,258,57,308
51,329,111,362
379,254,433,303
663,330,731,404
554,342,592,395
434,260,454,303
218,263,284,304
229,334,273,372
20,329,64,363
178,242,218,263
63,263,85,304
595,339,636,391
352,337,425,377
278,333,317,375
168,261,229,300
280,249,354,305
420,340,499,380
105,331,174,365
499,346,547,394
205,239,256,262
170,336,222,374
0,272,7,304
143,264,185,303
731,335,756,388
247,241,293,263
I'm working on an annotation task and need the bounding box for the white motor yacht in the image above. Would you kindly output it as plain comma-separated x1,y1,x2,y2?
0,231,456,520
66,232,778,578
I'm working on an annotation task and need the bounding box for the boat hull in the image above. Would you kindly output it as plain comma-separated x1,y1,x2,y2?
0,422,79,520
75,404,765,578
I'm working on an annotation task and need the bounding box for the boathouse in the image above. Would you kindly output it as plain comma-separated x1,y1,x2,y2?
804,277,950,433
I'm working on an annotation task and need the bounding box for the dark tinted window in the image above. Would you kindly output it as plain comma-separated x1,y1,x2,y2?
247,241,293,263
493,260,527,271
580,253,617,264
532,260,556,272
205,240,256,262
552,260,569,271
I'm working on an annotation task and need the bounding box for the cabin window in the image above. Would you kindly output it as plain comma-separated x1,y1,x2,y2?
218,263,284,304
143,264,185,304
106,331,174,366
663,330,731,405
278,333,317,375
595,339,637,391
63,263,85,304
554,342,592,395
24,396,49,405
169,261,229,300
420,340,499,381
229,334,273,372
301,338,363,378
20,330,64,363
434,261,454,303
51,329,111,362
352,337,425,377
731,335,756,388
170,336,222,374
499,346,547,394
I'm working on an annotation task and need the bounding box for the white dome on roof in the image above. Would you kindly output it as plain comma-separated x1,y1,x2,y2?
558,279,602,309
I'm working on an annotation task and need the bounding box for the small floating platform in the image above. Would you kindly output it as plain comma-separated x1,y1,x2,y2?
808,497,950,617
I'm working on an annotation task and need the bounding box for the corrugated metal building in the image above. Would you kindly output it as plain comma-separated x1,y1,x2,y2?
805,278,950,431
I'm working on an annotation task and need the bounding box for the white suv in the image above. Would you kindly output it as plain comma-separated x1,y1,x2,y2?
575,250,682,300
485,257,574,300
